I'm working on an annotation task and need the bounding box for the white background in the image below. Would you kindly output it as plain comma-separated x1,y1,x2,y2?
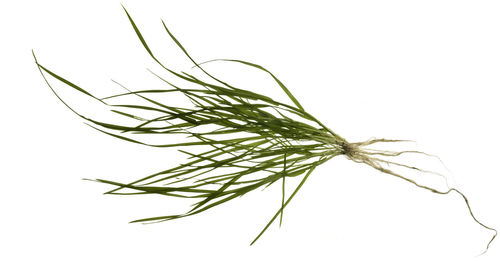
1,1,499,260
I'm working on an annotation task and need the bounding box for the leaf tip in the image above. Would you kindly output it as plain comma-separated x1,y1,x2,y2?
32,49,40,65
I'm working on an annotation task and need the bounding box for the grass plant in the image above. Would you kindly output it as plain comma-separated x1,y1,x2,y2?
34,6,496,252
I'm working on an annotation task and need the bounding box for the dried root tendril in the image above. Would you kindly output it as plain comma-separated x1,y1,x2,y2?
343,139,497,255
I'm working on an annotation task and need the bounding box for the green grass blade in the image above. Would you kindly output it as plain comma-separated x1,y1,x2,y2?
251,162,317,245
280,153,286,226
160,20,232,89
122,5,155,61
198,59,305,111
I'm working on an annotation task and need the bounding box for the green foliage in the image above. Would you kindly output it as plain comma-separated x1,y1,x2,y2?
34,6,496,252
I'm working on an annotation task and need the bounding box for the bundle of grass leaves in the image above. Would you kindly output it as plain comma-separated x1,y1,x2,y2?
34,7,496,252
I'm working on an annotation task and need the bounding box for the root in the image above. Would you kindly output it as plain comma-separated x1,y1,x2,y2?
342,139,497,255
